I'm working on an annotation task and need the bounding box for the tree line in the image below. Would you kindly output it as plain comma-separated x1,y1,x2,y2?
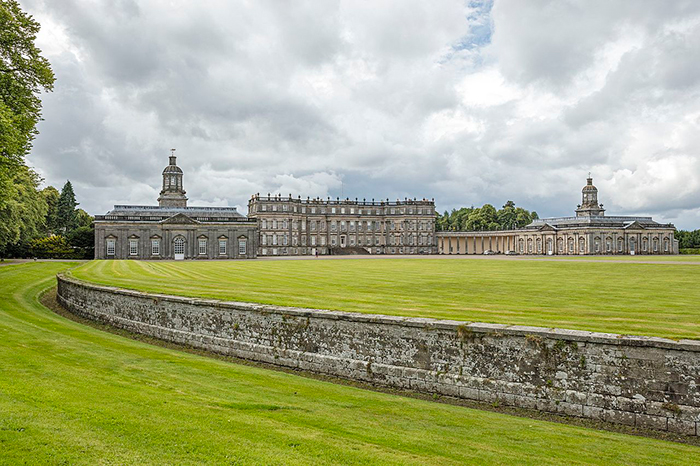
0,0,93,259
675,229,700,254
436,201,539,232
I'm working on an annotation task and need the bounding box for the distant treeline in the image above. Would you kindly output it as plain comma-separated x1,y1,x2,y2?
436,201,538,232
0,173,94,259
676,229,700,254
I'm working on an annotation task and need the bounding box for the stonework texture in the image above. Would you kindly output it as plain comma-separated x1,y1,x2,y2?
57,274,700,436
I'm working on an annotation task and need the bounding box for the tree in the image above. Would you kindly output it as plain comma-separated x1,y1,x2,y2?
0,163,47,257
75,208,93,229
41,185,59,234
435,201,539,232
57,180,78,233
0,0,55,166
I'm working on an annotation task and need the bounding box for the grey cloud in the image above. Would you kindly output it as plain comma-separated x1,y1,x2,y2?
18,0,700,229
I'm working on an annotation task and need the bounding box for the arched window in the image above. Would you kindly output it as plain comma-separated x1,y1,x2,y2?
653,237,659,252
557,238,563,254
578,237,585,254
642,238,648,252
594,237,601,253
174,237,185,256
536,238,542,254
663,237,669,252
606,237,612,252
527,238,533,253
519,238,524,253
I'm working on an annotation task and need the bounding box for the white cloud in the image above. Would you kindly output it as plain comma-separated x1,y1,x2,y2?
19,0,700,229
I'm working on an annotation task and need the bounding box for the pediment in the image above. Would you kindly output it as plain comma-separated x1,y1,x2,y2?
623,221,645,230
538,223,558,232
160,213,199,225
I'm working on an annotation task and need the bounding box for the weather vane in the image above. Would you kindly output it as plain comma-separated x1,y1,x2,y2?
171,148,176,156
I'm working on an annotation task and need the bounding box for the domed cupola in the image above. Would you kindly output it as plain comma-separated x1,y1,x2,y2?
157,150,188,208
575,175,605,217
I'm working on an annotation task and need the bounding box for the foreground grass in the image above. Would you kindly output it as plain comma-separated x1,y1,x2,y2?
1,262,698,464
72,258,700,340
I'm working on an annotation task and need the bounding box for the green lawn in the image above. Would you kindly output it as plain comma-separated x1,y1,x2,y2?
71,258,700,340
1,262,698,464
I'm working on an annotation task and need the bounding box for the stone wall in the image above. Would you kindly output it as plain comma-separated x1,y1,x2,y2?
57,274,700,436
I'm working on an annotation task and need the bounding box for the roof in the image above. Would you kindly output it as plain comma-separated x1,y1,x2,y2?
107,204,244,217
527,215,674,229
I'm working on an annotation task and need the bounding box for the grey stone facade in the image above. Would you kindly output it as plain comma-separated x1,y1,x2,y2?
247,195,437,256
58,274,700,437
438,177,678,255
94,155,257,260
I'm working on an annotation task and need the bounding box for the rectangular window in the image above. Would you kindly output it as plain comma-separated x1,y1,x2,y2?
129,240,138,256
199,239,207,255
332,207,336,214
321,236,326,246
151,239,160,256
311,236,316,246
219,240,227,255
239,239,247,255
107,239,116,256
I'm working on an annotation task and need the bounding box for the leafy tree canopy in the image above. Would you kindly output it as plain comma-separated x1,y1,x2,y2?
436,201,538,232
0,0,55,166
0,163,46,255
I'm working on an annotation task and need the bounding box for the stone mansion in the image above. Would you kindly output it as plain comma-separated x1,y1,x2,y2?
436,177,678,256
95,155,677,259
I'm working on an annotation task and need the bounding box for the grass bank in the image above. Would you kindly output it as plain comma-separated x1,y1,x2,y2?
2,262,699,463
71,258,700,340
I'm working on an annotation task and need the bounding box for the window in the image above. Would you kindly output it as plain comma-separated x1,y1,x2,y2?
106,239,116,256
219,239,227,255
272,204,277,212
262,219,267,229
151,239,160,256
129,239,138,256
332,207,336,214
199,239,207,255
311,236,316,246
174,237,185,255
239,239,247,255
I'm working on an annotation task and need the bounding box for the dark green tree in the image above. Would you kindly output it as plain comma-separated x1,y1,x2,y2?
57,180,78,233
41,185,59,234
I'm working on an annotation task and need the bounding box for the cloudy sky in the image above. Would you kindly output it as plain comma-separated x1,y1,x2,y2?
21,0,700,228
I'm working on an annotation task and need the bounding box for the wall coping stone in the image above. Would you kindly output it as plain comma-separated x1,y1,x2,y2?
58,273,700,352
